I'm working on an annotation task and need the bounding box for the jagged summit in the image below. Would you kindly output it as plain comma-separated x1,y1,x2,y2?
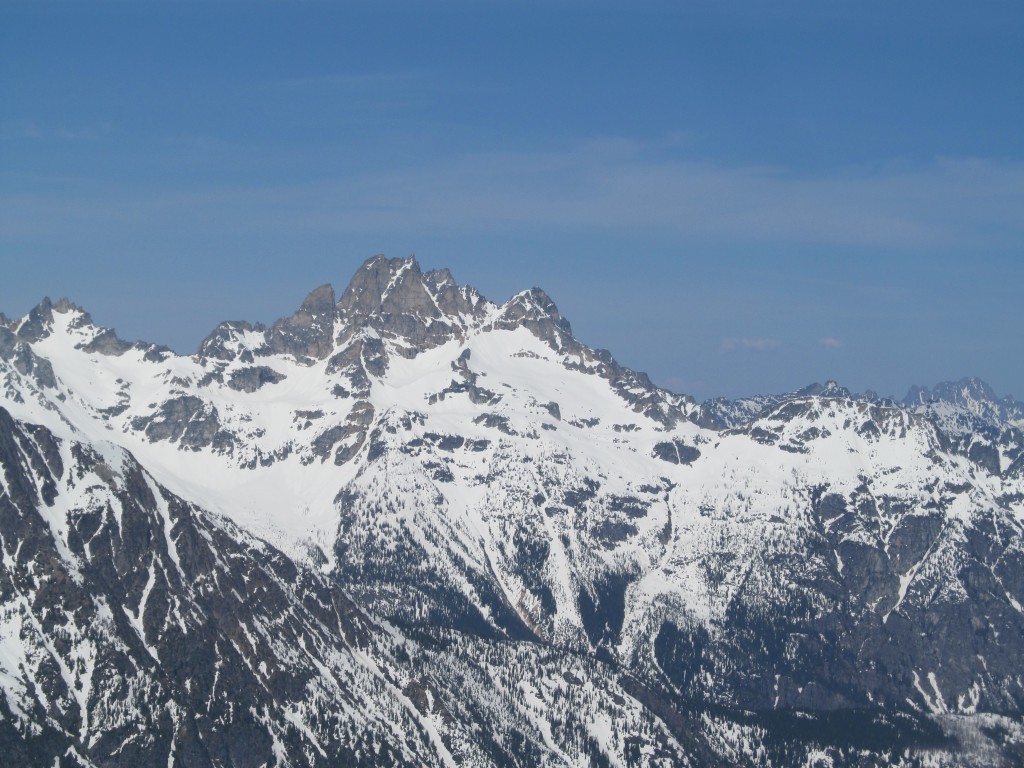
335,254,484,324
904,376,1024,429
185,255,699,427
695,379,856,430
193,255,564,365
10,272,1018,435
793,379,851,399
905,376,1002,407
300,282,337,314
263,282,337,361
13,295,55,343
335,255,490,353
1,255,697,475
5,294,170,369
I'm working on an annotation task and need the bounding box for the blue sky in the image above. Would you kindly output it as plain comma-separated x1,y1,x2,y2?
2,1,1022,400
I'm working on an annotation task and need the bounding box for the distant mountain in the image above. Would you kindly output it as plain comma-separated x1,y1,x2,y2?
2,256,1022,767
694,380,857,430
904,376,1024,429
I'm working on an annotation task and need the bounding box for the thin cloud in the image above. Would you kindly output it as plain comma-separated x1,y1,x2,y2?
3,141,1023,252
721,337,781,352
260,70,432,91
819,337,844,349
0,120,112,142
251,69,437,113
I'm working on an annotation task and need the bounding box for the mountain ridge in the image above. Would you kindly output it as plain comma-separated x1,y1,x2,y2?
2,255,1023,766
13,256,1018,417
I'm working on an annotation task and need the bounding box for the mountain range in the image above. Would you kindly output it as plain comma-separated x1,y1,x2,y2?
1,255,1022,767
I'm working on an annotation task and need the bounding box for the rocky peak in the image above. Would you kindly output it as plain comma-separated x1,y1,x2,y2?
905,376,1024,430
196,320,259,361
299,283,336,315
694,381,856,431
15,297,55,342
338,256,490,324
378,262,441,319
421,267,488,321
12,297,72,339
335,256,488,356
51,297,86,316
906,376,999,407
492,287,572,350
50,298,104,336
794,380,852,399
197,257,581,366
337,255,415,317
265,284,338,362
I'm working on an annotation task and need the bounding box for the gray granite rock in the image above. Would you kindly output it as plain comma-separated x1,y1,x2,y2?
266,284,337,362
196,320,258,361
130,396,233,453
226,365,286,393
15,297,54,342
0,327,56,389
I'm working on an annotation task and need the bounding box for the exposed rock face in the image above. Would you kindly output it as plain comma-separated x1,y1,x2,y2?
0,327,56,390
266,283,337,361
196,320,259,361
652,439,700,464
79,327,134,356
491,287,573,348
226,365,286,393
336,255,489,355
14,297,54,343
130,396,233,452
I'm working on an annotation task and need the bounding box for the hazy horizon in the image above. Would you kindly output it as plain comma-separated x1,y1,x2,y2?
3,1,1021,401
3,252,1019,404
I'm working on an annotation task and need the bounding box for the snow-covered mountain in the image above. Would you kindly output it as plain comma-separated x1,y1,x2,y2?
2,255,1022,766
904,377,1024,429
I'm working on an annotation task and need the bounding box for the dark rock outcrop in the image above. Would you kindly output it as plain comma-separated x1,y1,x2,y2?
227,365,286,393
266,283,337,361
